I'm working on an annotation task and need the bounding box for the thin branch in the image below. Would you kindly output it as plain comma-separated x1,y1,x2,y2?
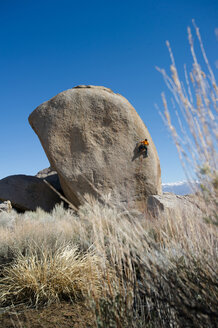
43,179,78,212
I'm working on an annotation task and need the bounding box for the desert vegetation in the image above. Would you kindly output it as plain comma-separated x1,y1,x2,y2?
0,196,217,327
0,23,217,328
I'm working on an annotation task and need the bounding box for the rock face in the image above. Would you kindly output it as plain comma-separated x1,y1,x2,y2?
29,85,162,208
0,175,61,212
147,192,203,220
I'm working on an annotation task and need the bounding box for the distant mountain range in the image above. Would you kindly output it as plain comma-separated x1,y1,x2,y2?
162,181,200,195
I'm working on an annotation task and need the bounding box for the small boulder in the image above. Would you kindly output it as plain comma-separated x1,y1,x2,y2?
29,85,162,209
0,200,12,213
0,175,61,212
147,192,203,220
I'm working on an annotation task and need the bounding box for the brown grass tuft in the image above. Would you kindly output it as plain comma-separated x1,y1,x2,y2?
0,245,106,307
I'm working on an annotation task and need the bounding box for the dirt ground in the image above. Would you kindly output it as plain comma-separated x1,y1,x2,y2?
0,302,96,328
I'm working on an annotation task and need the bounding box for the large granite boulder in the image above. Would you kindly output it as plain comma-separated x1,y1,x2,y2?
0,175,61,212
29,85,162,208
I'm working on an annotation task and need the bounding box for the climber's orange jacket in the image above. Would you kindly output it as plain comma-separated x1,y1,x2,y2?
140,139,149,146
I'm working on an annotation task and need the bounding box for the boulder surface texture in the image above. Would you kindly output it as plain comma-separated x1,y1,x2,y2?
147,192,204,220
0,175,61,211
29,85,162,208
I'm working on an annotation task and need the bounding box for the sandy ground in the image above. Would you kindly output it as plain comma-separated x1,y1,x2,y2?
0,302,95,328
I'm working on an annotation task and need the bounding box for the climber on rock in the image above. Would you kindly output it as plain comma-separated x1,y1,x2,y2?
138,139,149,157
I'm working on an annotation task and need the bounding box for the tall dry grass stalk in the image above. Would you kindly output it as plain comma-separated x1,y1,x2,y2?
157,20,218,224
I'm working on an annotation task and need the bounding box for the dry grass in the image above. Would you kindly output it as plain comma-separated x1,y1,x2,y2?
0,199,217,327
157,20,218,224
0,245,106,307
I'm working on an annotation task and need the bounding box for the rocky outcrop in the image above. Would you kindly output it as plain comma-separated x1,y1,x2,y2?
29,85,162,209
147,192,204,220
0,175,61,212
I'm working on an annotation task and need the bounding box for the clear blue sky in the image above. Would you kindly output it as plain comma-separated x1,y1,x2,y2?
0,0,217,183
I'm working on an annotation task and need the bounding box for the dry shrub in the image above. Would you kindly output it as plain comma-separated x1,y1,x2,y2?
0,245,107,307
0,205,80,265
